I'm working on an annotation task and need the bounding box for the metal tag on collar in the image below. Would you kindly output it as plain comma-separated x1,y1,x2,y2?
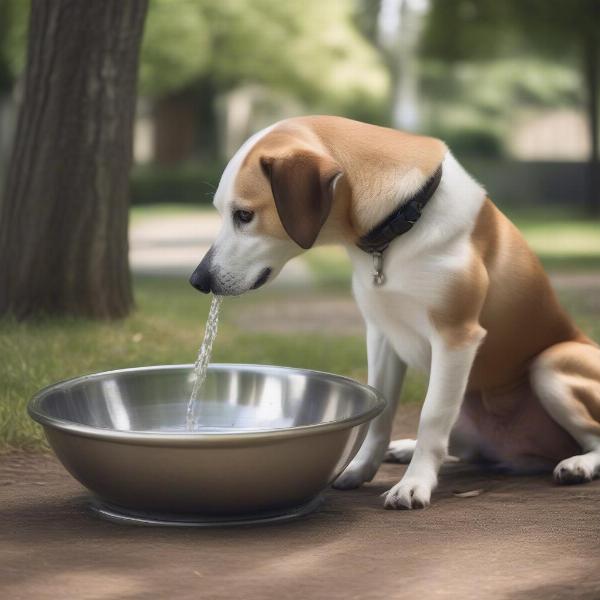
372,251,385,286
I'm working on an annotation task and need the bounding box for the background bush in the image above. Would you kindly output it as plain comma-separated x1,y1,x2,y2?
130,161,224,205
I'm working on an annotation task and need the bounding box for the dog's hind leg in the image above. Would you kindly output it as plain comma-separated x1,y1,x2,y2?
333,324,407,489
531,341,600,484
384,439,416,463
385,437,464,464
384,398,482,465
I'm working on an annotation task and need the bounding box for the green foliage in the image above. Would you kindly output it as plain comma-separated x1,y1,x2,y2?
130,161,223,205
420,56,583,157
505,0,600,57
437,127,504,158
140,0,389,112
139,0,210,95
419,0,598,160
422,0,599,63
422,1,519,62
2,0,389,115
0,0,28,92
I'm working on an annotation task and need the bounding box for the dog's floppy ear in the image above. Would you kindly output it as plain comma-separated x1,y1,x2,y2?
260,150,341,249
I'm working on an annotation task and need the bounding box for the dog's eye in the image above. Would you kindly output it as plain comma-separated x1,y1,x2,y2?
234,209,254,225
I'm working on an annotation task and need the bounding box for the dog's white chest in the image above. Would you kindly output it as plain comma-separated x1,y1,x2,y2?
353,282,433,372
347,212,477,374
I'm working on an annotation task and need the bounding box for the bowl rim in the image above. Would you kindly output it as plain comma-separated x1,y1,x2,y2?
28,363,386,446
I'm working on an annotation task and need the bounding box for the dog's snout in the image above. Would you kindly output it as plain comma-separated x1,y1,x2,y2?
189,249,214,294
189,265,212,294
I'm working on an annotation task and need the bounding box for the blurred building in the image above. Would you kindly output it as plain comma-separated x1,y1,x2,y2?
510,109,589,161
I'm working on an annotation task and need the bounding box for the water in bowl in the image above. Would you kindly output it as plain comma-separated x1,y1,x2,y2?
186,294,223,430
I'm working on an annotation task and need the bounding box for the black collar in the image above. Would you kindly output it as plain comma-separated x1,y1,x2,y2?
356,165,443,254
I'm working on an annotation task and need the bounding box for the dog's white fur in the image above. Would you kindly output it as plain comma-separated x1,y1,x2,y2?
201,117,600,509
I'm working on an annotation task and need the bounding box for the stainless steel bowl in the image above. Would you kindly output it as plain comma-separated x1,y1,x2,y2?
28,364,384,524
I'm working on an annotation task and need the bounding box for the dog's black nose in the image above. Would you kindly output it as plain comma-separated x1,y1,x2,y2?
189,250,213,294
189,263,212,293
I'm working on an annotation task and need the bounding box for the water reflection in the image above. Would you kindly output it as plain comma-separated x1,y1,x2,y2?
101,379,131,430
39,366,376,434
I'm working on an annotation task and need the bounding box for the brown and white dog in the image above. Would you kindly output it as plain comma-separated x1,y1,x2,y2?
190,115,600,509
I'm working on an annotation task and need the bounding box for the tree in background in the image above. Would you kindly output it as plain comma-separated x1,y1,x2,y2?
423,0,600,216
0,0,148,319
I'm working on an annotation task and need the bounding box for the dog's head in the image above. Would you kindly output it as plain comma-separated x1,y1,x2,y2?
189,117,446,296
189,125,343,296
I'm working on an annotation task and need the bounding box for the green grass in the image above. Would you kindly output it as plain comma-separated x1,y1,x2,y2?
509,209,600,271
304,246,353,290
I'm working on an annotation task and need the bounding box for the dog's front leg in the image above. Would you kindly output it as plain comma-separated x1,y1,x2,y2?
333,324,407,489
383,332,483,509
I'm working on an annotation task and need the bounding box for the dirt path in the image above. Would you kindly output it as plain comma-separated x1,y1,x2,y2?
2,409,599,600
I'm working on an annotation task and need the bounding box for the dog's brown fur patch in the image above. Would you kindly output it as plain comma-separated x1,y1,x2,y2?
428,199,581,393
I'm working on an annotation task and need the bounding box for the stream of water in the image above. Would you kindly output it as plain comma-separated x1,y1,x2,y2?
185,295,223,430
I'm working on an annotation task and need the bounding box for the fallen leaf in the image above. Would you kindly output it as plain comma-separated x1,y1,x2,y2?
452,489,484,498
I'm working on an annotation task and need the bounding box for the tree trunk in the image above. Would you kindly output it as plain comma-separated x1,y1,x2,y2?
0,0,148,319
583,26,600,217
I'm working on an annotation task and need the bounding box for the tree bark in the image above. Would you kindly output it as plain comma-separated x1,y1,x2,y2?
0,0,148,319
583,15,600,217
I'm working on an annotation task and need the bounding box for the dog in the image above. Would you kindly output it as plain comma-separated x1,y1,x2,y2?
189,116,600,509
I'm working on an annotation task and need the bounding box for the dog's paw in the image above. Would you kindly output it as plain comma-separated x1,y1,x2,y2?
384,439,416,464
382,477,434,510
553,455,597,485
333,461,377,490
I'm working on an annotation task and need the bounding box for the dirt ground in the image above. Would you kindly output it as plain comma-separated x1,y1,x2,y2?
2,408,599,600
